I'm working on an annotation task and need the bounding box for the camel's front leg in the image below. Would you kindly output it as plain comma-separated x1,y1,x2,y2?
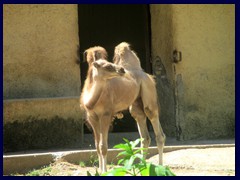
87,117,102,171
92,126,102,171
99,113,112,173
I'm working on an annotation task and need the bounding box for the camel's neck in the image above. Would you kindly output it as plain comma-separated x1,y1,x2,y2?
84,79,107,110
86,67,94,90
83,66,107,110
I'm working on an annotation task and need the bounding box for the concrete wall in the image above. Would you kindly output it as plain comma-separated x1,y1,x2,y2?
3,4,83,152
3,4,80,99
151,4,235,140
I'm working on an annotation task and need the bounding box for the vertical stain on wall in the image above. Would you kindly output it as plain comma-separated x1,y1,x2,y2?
153,56,176,137
175,73,184,140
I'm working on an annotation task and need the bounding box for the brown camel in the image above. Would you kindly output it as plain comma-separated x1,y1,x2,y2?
80,44,165,173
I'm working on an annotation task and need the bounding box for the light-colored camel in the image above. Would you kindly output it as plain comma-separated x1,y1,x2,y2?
80,47,139,173
80,44,165,173
113,42,166,167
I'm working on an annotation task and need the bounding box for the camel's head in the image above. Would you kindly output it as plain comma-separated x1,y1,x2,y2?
84,46,108,64
92,59,125,80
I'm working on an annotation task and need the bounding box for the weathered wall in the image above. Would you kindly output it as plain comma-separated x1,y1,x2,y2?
3,4,80,99
3,4,83,152
3,97,83,152
151,4,235,140
172,4,235,140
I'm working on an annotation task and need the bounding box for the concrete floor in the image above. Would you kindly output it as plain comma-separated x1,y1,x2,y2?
3,132,235,175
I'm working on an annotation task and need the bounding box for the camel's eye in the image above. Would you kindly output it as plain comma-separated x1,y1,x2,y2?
104,64,115,72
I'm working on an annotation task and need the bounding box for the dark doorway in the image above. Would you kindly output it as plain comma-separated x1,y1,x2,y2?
78,4,151,133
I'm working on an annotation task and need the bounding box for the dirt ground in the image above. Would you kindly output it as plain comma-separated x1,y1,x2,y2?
18,146,235,176
148,147,235,176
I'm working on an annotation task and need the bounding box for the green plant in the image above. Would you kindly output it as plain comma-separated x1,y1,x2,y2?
87,138,176,176
79,161,86,167
79,149,99,167
88,154,99,167
25,166,52,176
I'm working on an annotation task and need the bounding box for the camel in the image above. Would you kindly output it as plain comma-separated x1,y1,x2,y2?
80,51,139,173
113,42,166,166
80,44,165,173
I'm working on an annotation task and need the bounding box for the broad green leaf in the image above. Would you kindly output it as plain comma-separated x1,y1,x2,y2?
123,138,130,144
133,148,147,154
114,143,128,150
117,151,131,157
123,138,132,150
139,163,150,176
125,155,137,169
130,138,141,149
154,165,167,176
133,153,144,160
102,168,127,176
133,153,146,164
114,144,132,155
165,166,176,176
117,158,125,165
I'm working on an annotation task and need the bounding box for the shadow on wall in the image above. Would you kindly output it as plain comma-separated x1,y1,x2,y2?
4,116,83,153
153,56,176,138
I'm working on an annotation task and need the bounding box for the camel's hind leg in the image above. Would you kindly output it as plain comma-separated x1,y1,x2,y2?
145,107,165,165
140,75,166,165
130,98,151,156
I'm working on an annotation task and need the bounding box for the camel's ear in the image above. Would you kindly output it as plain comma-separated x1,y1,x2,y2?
93,62,100,69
